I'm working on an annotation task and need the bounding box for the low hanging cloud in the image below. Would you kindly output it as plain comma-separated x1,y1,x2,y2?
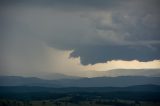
0,0,160,76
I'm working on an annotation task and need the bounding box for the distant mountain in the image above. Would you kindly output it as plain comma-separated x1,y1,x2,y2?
87,69,160,77
0,76,160,87
60,76,160,87
36,72,82,80
0,84,160,93
0,76,59,87
28,69,160,79
2,69,159,80
105,69,160,77
0,72,82,80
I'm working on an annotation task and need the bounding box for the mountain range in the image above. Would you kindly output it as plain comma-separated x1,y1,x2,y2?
85,69,160,77
0,84,160,93
0,75,160,87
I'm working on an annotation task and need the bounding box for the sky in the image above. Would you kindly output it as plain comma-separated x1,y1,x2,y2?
0,0,160,77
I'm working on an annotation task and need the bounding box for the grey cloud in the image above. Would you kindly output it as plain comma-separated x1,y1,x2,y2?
0,0,118,8
0,0,160,66
70,45,160,65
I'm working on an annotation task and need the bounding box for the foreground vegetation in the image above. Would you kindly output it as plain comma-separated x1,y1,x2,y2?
0,98,160,106
0,85,160,106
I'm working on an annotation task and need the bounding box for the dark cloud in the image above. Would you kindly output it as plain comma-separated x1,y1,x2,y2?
70,45,160,65
1,0,160,65
0,0,117,7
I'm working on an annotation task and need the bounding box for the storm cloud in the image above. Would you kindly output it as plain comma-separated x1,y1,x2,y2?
1,0,160,66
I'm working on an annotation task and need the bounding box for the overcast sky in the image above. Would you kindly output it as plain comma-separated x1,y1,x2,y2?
0,0,160,77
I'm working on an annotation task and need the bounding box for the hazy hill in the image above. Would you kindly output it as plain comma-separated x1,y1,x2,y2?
2,69,159,80
103,69,160,77
0,76,160,87
0,84,160,93
87,69,160,77
35,72,82,80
